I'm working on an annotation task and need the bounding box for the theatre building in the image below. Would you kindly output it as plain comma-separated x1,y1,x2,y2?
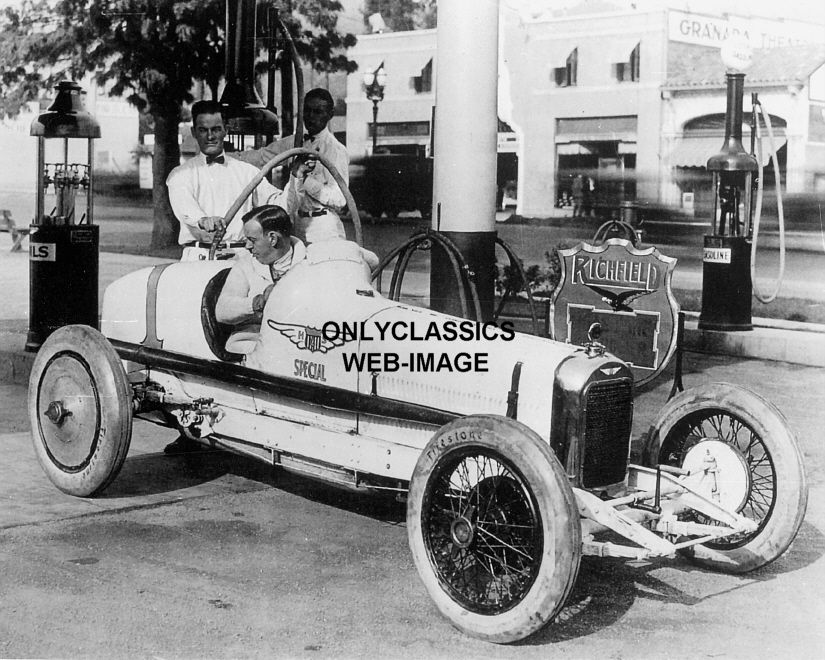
345,6,825,218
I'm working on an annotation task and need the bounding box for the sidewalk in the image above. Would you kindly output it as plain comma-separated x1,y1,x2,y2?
2,231,824,386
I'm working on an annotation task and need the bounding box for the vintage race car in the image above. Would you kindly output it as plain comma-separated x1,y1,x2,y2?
28,166,808,643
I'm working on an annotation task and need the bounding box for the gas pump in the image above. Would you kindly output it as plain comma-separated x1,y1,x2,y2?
698,52,758,332
25,81,100,352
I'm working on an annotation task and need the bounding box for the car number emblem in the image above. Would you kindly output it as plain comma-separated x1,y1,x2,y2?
267,321,356,354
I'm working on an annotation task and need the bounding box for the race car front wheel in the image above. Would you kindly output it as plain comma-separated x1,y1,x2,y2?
29,325,133,497
407,415,581,644
643,382,808,573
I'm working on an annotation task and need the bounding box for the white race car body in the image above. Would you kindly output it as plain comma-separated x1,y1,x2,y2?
29,157,806,643
101,240,632,487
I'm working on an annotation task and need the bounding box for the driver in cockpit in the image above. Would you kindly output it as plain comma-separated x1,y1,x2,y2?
215,205,306,354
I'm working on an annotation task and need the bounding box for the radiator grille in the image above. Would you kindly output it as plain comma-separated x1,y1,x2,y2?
581,380,633,488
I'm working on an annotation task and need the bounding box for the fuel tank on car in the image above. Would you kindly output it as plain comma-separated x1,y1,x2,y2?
101,259,231,360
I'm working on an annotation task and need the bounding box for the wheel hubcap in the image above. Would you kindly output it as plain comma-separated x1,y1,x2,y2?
450,516,474,548
37,352,101,471
682,439,751,512
44,400,71,426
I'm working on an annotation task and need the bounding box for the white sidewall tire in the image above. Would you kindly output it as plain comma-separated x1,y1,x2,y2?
28,325,133,497
407,415,581,644
643,382,808,573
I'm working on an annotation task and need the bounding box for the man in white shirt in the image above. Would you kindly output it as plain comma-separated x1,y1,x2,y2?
232,89,349,244
164,205,304,455
166,100,285,260
215,204,305,345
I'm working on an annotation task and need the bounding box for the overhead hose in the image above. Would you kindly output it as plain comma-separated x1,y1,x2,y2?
209,147,363,260
751,100,786,304
273,14,304,150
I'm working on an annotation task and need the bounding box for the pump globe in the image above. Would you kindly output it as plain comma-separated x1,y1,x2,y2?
720,36,753,73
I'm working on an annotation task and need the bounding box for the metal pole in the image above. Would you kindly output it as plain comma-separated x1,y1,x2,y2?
36,137,45,226
429,0,499,320
372,100,379,152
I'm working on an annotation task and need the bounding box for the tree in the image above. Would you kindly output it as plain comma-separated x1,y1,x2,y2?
0,0,356,250
363,0,436,32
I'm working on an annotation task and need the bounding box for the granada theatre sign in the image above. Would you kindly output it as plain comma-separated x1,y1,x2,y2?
668,9,825,49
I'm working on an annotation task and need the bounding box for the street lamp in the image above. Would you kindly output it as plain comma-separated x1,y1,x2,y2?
363,64,387,153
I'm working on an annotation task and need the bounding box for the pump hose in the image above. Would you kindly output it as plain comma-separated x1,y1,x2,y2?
274,14,304,150
751,100,786,304
209,147,363,260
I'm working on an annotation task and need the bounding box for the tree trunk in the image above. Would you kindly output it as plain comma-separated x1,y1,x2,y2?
149,107,182,250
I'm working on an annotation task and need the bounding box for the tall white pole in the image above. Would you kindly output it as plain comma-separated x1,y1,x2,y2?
430,0,499,318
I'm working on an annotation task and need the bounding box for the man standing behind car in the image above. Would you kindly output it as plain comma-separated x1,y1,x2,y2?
167,100,286,260
232,88,349,244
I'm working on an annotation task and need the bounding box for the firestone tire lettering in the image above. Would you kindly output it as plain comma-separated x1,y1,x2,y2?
407,414,581,643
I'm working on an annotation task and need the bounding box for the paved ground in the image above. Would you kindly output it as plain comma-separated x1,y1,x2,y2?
1,348,823,658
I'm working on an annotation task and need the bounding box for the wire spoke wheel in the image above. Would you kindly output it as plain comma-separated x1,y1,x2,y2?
644,383,807,573
408,415,581,643
423,451,543,614
661,410,776,548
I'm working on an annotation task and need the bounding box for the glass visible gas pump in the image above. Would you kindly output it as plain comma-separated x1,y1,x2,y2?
699,50,758,332
25,81,101,351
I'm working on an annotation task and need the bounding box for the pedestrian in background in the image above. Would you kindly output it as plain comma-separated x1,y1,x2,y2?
571,174,584,218
584,175,596,217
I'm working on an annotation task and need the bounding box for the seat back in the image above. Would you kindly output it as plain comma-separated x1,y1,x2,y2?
200,268,244,362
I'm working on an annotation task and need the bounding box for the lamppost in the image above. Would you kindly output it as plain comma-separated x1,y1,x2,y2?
363,65,387,153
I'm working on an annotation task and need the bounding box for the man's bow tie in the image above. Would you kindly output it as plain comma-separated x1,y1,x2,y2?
303,133,316,143
206,154,225,165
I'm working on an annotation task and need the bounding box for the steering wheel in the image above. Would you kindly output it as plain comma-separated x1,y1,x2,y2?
208,148,363,260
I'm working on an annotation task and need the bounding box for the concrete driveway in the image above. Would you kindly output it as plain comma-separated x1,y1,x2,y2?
1,348,823,659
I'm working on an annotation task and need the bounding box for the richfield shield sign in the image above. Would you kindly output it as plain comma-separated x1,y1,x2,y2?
550,239,679,386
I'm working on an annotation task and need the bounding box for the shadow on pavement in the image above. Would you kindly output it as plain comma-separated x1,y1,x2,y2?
99,448,277,499
103,446,407,526
520,518,825,646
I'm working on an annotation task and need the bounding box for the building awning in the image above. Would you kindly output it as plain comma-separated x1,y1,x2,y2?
604,39,640,64
557,143,594,155
390,51,434,80
545,43,578,69
669,135,787,168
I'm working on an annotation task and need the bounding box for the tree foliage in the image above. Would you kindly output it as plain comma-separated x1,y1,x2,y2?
1,0,356,116
0,0,357,248
363,0,436,32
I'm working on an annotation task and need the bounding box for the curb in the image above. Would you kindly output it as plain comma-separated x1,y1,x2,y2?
0,333,33,386
681,312,825,367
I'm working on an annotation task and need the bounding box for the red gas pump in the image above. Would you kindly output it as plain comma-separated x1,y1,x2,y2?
699,66,758,331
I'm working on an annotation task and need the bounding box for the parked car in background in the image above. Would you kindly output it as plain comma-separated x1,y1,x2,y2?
349,149,433,220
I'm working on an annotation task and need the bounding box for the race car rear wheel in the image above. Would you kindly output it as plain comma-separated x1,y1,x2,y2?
28,325,133,497
643,382,807,573
407,415,581,644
